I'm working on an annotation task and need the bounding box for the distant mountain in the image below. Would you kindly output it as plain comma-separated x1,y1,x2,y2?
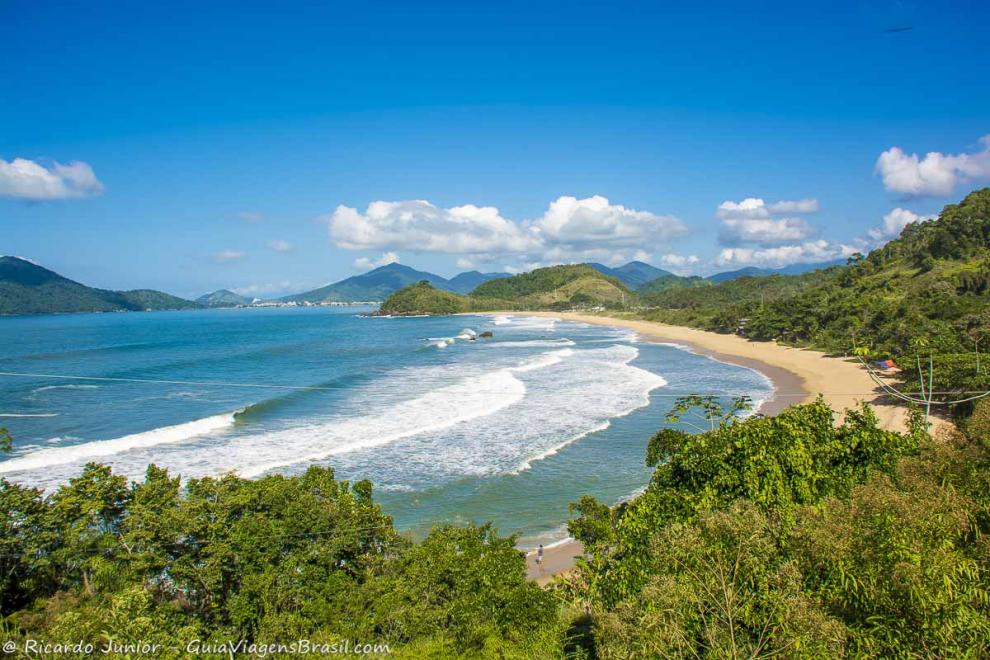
588,261,673,289
707,259,846,283
282,263,451,303
196,289,253,307
0,256,199,316
445,270,512,294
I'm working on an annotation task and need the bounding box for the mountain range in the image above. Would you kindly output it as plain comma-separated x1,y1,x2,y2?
279,264,511,303
586,261,674,289
0,254,847,316
705,259,847,283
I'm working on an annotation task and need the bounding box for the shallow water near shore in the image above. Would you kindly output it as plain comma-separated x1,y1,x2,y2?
0,307,772,545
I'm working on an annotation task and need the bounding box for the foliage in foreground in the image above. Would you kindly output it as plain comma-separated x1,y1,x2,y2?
565,397,990,658
0,465,557,657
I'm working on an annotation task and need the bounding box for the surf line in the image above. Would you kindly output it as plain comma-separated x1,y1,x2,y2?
0,371,350,391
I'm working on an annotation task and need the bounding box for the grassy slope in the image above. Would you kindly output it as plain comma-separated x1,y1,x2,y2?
380,265,632,314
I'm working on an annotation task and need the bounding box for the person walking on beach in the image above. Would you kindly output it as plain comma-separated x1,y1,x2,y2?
537,544,544,573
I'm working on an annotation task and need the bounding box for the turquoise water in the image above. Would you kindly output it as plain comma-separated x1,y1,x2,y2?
0,308,773,546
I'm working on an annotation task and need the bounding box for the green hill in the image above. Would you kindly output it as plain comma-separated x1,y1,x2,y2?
196,289,252,307
470,264,629,306
0,257,200,316
379,264,632,315
378,281,471,315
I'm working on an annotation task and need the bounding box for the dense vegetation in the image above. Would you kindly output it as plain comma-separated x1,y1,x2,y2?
636,273,710,295
562,397,990,657
377,281,503,315
5,397,990,656
470,264,626,302
0,257,199,316
0,465,558,657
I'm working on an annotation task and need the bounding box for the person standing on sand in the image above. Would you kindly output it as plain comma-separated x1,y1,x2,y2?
537,544,544,573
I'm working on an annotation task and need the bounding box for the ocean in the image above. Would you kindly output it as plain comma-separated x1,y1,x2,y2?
0,307,773,546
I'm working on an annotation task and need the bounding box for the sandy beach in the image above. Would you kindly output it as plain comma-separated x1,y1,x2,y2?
520,311,946,583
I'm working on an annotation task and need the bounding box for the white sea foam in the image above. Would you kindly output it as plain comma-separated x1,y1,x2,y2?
233,361,533,477
0,413,59,418
487,339,576,348
31,384,99,394
493,315,559,332
2,350,574,489
0,411,239,475
318,344,667,489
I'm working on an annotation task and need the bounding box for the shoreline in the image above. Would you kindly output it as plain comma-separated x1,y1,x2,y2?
507,311,939,584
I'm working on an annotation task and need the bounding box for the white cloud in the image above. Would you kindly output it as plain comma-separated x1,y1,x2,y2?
659,253,701,275
329,200,539,255
353,251,399,271
717,197,771,220
213,249,246,263
716,197,818,220
455,257,476,270
659,253,700,267
716,240,856,269
875,135,990,197
237,211,264,222
266,240,293,253
767,198,819,214
867,208,936,241
719,217,815,245
327,195,686,264
716,196,819,246
540,245,654,267
0,158,104,201
532,195,686,248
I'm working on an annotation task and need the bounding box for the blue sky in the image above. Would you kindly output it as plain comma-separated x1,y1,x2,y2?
2,0,989,298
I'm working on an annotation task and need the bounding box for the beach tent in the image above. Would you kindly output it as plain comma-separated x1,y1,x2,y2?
874,359,899,370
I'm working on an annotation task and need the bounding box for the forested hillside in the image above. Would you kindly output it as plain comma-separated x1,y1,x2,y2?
641,188,990,405
379,264,631,314
377,281,511,315
0,257,199,316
